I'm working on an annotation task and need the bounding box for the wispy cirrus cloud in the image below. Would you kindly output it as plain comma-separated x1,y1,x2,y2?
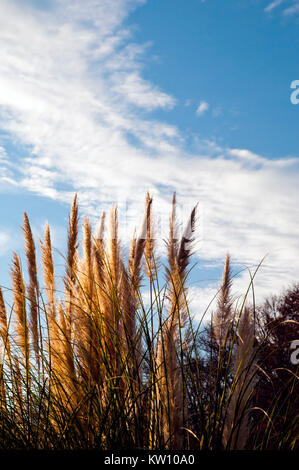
264,0,299,16
0,0,298,320
264,0,284,13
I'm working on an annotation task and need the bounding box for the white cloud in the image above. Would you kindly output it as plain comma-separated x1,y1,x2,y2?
196,101,209,116
264,0,284,13
264,0,299,16
111,71,176,110
229,148,297,168
283,1,299,15
0,0,298,316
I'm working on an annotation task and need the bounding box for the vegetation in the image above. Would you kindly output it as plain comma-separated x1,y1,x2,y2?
0,193,298,450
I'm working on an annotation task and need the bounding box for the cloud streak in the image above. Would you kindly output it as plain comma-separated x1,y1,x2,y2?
264,0,299,16
264,0,284,13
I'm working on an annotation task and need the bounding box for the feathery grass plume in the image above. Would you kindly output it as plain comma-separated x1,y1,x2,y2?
65,193,79,331
10,256,31,435
40,224,57,349
74,216,100,385
167,193,179,275
92,212,108,343
144,191,155,279
23,212,40,370
59,196,78,406
165,194,197,325
10,253,29,368
155,195,197,449
174,201,197,327
129,232,137,280
40,223,62,382
120,260,137,349
91,213,108,374
1,192,297,450
119,258,143,389
0,287,10,358
143,192,157,348
124,195,155,440
127,194,152,379
104,205,122,367
129,193,152,292
177,204,197,278
223,306,257,449
81,216,93,299
118,258,143,430
40,223,55,319
93,211,106,288
95,211,106,244
213,253,234,349
106,204,120,288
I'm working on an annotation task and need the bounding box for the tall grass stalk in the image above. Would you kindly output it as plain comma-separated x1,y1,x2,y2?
0,193,297,450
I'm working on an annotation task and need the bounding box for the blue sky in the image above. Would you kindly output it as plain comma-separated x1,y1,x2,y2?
131,0,299,156
0,0,299,319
